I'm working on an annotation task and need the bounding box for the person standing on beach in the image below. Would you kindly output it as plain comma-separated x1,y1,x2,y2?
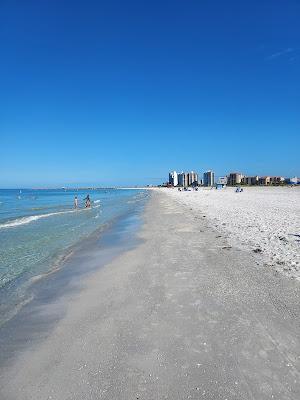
74,196,78,209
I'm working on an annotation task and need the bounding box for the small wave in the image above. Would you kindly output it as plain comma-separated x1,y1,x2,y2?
31,205,62,211
0,207,96,229
0,293,35,329
29,250,74,284
94,200,101,204
4,214,63,229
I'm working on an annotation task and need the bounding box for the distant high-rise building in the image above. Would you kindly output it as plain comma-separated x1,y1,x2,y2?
193,172,199,186
172,171,199,187
188,171,198,186
169,171,178,186
178,172,188,187
203,170,215,187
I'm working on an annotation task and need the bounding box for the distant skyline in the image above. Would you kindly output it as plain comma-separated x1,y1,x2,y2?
1,0,299,188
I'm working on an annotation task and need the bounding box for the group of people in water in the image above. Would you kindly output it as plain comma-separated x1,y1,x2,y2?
74,194,91,209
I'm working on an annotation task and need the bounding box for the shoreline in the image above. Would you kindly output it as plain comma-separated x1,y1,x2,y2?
0,189,149,328
1,190,300,399
0,198,146,365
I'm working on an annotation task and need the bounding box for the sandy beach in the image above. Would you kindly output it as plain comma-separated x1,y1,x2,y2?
164,186,300,280
0,190,300,400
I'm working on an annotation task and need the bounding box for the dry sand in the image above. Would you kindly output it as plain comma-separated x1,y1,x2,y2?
164,186,300,280
0,191,299,399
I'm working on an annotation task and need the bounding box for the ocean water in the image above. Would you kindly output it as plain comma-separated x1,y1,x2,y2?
0,188,147,325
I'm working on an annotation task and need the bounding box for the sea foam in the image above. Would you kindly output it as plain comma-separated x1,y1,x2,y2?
0,205,100,229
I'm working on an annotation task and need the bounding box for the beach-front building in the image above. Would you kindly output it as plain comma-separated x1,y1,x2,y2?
244,176,259,185
218,176,228,185
259,176,271,185
216,176,227,189
270,176,285,185
176,171,199,187
188,171,198,187
178,172,189,187
169,171,178,187
203,170,215,187
227,172,243,186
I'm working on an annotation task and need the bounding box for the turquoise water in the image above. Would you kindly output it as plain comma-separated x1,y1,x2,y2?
0,188,147,324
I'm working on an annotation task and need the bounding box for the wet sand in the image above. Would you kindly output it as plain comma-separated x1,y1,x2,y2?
0,191,299,399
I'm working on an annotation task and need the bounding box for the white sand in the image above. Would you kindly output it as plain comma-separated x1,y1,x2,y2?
163,186,300,280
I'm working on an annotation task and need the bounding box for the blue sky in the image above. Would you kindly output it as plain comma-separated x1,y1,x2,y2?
1,0,299,187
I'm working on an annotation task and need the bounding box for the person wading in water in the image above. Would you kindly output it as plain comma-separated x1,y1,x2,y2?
84,194,91,208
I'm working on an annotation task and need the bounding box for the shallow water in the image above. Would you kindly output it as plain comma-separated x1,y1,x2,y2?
0,202,145,366
0,188,148,325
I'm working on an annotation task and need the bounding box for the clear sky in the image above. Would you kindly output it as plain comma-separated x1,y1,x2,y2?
1,0,299,187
